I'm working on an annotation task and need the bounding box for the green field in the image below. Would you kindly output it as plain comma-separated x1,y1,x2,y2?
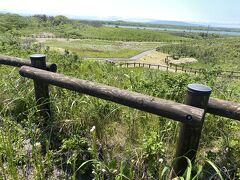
44,39,164,58
0,13,240,179
0,13,187,42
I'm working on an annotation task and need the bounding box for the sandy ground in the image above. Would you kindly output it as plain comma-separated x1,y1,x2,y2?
36,38,75,43
137,50,168,65
130,49,156,60
137,50,198,65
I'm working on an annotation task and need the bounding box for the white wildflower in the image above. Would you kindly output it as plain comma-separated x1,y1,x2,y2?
158,158,163,163
35,142,41,149
90,126,96,133
113,169,117,174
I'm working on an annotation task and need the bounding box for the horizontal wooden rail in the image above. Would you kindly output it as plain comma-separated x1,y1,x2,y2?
207,98,240,121
84,62,240,121
0,55,57,72
19,66,205,126
118,62,240,78
1,53,239,177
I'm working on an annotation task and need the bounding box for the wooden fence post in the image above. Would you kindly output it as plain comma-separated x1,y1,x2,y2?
171,83,212,177
30,54,51,122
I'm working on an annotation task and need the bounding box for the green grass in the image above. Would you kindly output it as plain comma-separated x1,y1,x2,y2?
0,47,240,179
0,13,189,43
157,37,240,71
21,25,189,42
45,39,164,58
73,25,188,42
0,13,240,178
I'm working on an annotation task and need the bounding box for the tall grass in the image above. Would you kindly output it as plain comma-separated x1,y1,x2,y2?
0,56,239,178
0,31,240,179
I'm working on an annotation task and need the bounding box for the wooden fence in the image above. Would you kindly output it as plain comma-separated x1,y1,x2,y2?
113,61,240,78
1,54,240,178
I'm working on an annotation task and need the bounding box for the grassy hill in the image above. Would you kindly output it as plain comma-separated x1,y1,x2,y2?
0,13,188,42
0,12,240,179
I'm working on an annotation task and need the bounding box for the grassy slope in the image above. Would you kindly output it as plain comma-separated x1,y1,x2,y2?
0,13,240,179
0,44,240,178
44,39,164,58
158,37,240,71
22,25,189,42
0,13,188,42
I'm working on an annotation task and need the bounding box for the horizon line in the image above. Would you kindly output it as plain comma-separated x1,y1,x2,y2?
1,10,240,29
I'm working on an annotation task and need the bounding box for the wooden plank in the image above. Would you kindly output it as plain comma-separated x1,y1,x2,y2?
0,54,57,72
207,98,240,121
19,66,204,126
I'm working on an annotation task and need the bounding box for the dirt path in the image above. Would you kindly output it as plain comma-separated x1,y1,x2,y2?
87,49,166,62
34,37,162,62
36,37,79,43
85,57,130,61
35,37,195,66
83,49,159,62
130,49,156,60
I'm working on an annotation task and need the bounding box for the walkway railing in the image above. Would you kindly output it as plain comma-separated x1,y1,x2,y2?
112,61,240,78
1,54,240,177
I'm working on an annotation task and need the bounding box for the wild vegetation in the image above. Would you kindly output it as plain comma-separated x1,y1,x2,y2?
99,20,240,33
0,13,187,42
157,37,240,70
44,39,165,58
0,13,240,179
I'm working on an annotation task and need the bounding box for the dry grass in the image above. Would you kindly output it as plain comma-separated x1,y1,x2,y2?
138,51,169,65
134,51,198,66
169,57,198,65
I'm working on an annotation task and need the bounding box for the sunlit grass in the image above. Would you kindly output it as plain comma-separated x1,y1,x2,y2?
45,39,164,58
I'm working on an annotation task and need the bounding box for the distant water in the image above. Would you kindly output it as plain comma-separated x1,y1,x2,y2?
105,25,240,36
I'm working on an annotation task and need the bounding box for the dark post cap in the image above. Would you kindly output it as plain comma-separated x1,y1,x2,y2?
30,54,46,59
187,83,212,94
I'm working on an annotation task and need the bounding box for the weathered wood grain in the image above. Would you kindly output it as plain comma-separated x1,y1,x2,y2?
19,66,205,126
172,83,212,177
0,54,57,72
207,98,240,121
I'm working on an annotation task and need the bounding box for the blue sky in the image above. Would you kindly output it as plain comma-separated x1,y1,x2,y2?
0,0,240,24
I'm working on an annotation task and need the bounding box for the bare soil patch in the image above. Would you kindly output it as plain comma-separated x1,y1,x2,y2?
138,51,169,65
169,57,198,65
137,50,198,66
